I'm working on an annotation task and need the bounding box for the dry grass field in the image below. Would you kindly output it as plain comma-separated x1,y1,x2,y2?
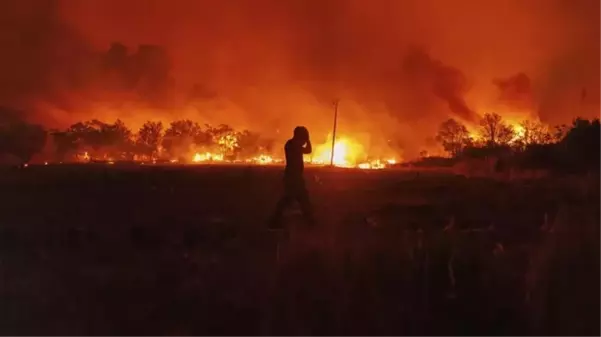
0,164,598,335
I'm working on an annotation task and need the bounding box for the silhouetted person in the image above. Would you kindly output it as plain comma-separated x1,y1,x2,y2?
269,126,314,229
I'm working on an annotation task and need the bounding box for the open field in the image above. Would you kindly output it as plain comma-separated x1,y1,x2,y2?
0,164,599,335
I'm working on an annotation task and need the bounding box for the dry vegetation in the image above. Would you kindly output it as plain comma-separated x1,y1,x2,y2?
0,165,598,335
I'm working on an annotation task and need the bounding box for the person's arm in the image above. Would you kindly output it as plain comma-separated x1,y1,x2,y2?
302,139,312,154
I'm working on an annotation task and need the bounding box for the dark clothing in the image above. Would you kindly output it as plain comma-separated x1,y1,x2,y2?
272,177,313,224
270,138,314,227
283,139,310,178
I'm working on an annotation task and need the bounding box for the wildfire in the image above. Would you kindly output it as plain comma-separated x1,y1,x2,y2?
192,152,224,162
357,159,394,170
306,135,397,169
309,136,366,167
217,134,239,152
67,132,398,169
466,117,545,144
512,123,526,139
248,154,275,165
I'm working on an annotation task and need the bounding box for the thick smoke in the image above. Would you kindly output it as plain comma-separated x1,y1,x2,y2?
0,0,91,122
493,73,535,112
402,47,477,123
0,0,598,158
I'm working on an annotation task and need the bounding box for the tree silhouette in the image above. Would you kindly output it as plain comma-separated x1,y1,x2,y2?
136,121,163,160
51,130,77,161
50,121,97,161
99,119,134,159
435,118,472,156
552,124,570,143
0,121,46,163
64,121,100,158
560,118,600,172
478,112,515,146
235,130,262,158
56,119,134,160
519,120,552,146
162,120,206,158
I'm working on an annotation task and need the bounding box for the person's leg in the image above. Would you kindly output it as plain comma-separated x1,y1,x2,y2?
269,194,291,229
296,183,315,225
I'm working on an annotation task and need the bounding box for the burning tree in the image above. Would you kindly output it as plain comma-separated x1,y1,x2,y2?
517,120,552,147
98,120,135,160
478,112,515,146
136,121,163,160
205,124,239,157
162,120,209,160
234,130,260,158
552,124,570,143
55,121,100,161
52,120,134,161
234,130,275,160
435,118,472,156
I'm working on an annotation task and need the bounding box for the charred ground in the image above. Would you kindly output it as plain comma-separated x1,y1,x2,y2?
0,165,599,335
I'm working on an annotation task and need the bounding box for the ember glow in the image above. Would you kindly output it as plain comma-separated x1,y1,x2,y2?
80,152,91,162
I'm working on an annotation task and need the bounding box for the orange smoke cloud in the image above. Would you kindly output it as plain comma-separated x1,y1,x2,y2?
0,0,598,159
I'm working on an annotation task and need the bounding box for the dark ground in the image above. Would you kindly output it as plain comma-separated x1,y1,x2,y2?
0,164,599,335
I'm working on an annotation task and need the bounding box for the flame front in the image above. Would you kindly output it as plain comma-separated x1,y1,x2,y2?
69,131,397,169
192,152,224,162
249,154,275,164
309,136,365,167
306,135,397,169
188,135,397,169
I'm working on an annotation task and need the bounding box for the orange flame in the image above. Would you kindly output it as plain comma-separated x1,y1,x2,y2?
192,152,224,162
309,136,365,167
308,135,397,169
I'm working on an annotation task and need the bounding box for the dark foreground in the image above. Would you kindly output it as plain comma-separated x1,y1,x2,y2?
0,164,599,335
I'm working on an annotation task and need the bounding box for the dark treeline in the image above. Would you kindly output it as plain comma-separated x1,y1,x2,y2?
433,112,600,174
0,107,47,164
0,106,273,164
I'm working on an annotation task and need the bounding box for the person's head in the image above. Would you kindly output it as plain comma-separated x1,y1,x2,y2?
293,126,309,143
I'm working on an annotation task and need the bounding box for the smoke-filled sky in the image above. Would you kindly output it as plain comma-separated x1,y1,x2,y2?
0,0,599,157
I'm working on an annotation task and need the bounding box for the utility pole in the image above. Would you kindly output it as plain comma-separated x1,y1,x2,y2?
580,87,587,114
330,99,339,166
